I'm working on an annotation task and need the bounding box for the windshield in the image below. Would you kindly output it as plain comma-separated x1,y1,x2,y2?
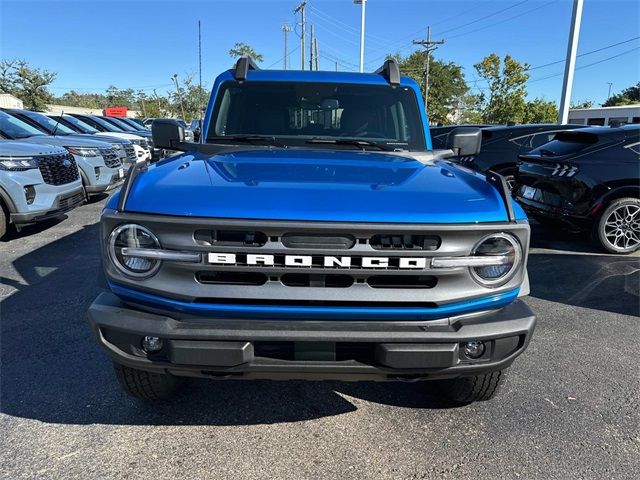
104,117,138,132
119,117,146,131
87,116,124,132
20,112,76,135
0,111,47,138
59,115,100,134
207,81,425,151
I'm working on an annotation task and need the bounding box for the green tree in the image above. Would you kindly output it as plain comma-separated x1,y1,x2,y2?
0,59,57,111
603,82,640,106
168,74,209,121
228,42,264,63
474,54,530,124
570,100,594,109
389,51,469,124
523,98,558,123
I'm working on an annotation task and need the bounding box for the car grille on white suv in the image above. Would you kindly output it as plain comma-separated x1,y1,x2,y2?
99,148,123,168
37,153,80,186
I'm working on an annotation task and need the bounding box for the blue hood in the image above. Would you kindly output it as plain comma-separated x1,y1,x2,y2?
117,149,523,223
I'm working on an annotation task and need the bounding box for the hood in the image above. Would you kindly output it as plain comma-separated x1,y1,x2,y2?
74,133,129,145
0,140,68,157
94,132,146,141
18,135,114,148
119,149,522,223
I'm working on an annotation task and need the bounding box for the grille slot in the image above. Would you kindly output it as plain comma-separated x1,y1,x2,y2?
281,233,355,249
196,271,267,286
281,274,354,288
100,148,122,168
370,234,440,250
195,230,267,247
367,275,437,289
37,153,80,186
58,191,85,211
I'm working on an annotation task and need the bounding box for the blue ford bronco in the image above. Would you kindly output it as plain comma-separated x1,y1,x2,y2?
88,58,536,404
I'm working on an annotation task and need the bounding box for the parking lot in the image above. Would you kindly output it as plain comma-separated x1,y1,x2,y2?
0,195,637,480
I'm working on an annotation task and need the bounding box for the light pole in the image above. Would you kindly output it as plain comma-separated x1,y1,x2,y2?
354,0,366,72
558,0,584,124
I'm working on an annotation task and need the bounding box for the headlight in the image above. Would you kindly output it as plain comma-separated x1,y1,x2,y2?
470,233,522,287
111,143,124,152
66,146,100,157
0,156,38,171
108,224,161,278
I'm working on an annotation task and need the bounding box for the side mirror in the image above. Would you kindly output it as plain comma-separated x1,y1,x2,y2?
446,127,482,156
152,119,186,150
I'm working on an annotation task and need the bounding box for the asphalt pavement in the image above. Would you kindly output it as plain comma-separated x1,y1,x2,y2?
1,195,638,479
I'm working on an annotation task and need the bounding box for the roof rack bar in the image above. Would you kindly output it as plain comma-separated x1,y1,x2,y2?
374,59,400,86
485,170,516,223
234,56,260,81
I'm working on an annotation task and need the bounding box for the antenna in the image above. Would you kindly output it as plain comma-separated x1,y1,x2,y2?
51,110,64,136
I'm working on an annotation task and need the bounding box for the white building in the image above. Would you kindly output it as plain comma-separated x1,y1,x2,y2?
568,104,640,126
0,94,24,109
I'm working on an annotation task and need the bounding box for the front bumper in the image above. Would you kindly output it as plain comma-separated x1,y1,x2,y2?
88,292,536,381
11,186,85,224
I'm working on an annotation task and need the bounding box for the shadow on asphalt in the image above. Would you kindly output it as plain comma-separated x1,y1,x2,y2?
0,221,638,426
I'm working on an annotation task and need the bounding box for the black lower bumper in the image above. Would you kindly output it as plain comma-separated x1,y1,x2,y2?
88,292,536,381
11,189,85,225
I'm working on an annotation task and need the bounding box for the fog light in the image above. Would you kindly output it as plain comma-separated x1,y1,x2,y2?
94,167,100,180
141,336,163,353
462,341,485,359
24,185,36,204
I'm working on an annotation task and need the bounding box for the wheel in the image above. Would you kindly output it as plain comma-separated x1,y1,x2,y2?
595,197,640,254
113,362,183,400
0,205,7,239
435,370,506,405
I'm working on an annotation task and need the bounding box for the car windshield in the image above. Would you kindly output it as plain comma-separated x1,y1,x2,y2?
0,111,47,138
120,118,146,131
207,81,425,151
104,117,138,132
20,112,76,135
88,116,125,132
60,115,100,134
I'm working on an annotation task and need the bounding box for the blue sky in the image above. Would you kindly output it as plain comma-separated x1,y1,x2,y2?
1,0,638,106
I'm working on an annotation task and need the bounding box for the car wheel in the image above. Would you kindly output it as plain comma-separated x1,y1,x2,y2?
113,362,183,400
434,370,506,405
0,205,7,240
596,197,640,254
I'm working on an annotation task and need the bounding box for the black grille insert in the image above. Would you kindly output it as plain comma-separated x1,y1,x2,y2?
282,233,355,249
196,271,267,286
367,275,437,289
37,153,80,186
370,234,440,250
194,230,267,247
281,273,354,288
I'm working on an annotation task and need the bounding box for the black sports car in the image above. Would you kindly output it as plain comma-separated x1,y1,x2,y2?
447,124,584,189
514,124,640,254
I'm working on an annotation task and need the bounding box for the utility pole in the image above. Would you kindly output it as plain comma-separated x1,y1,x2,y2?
607,82,613,100
314,38,319,71
282,23,291,69
172,74,186,120
152,89,162,116
354,0,366,72
412,26,444,109
558,0,584,124
294,1,307,70
309,24,314,71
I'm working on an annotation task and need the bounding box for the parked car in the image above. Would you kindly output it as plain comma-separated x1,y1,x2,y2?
1,108,136,168
189,119,202,142
69,114,155,161
450,124,584,189
514,124,640,254
116,116,150,132
0,140,84,238
0,111,125,197
88,57,536,404
121,117,147,129
46,114,142,166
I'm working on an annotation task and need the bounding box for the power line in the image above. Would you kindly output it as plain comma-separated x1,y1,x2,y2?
307,2,389,47
412,26,444,109
265,44,301,69
530,36,640,70
433,0,528,36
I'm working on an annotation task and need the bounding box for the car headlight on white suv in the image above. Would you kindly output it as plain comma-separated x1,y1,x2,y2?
0,156,38,170
66,146,100,157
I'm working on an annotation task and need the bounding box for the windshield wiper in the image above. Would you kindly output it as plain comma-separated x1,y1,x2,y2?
305,138,394,151
207,135,287,148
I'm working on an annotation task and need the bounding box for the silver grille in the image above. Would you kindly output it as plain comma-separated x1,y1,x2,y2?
99,148,122,168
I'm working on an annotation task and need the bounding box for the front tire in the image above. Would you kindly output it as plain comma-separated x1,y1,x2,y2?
595,197,640,254
113,362,183,400
0,206,7,240
436,370,506,405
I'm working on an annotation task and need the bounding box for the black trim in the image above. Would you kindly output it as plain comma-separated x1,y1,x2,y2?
234,57,260,81
117,161,147,212
374,59,400,86
486,170,516,222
